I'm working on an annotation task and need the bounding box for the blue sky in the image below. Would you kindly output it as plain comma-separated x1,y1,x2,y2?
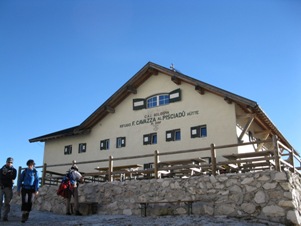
1,0,300,172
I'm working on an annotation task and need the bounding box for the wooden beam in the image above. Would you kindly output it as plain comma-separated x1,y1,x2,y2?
195,85,205,95
147,68,158,75
246,106,254,112
105,106,115,113
126,85,137,94
255,133,270,152
154,150,159,179
254,130,271,136
171,75,181,85
224,96,233,104
75,128,91,135
237,113,256,119
238,116,255,142
272,135,281,172
210,143,217,176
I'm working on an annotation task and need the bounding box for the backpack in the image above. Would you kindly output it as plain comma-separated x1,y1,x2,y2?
56,171,74,198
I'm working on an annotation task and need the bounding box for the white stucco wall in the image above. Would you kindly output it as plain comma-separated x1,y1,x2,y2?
44,73,240,173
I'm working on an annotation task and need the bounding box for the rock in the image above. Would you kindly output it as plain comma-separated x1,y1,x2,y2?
11,170,300,224
245,185,257,192
123,209,132,215
241,203,256,214
258,175,270,181
274,172,287,181
263,182,277,190
254,190,266,204
262,205,285,217
241,177,254,185
278,200,295,208
215,204,235,215
287,210,301,225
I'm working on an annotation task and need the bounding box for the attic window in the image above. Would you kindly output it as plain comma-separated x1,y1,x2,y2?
147,94,169,108
133,89,181,110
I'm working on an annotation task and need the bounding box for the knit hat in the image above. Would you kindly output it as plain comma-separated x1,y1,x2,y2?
6,157,13,163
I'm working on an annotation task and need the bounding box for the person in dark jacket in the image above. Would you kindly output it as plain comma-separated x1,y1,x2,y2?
0,157,17,221
17,159,39,223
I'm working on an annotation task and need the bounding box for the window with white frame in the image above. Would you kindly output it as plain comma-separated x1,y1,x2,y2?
78,143,86,153
133,89,181,110
64,145,72,155
143,133,157,145
146,94,169,108
100,139,110,150
166,129,181,142
191,125,207,138
116,137,126,148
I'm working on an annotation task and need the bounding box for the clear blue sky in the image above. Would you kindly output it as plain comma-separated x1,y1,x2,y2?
1,0,300,171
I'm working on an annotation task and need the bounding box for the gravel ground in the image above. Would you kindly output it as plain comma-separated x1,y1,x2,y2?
2,205,285,226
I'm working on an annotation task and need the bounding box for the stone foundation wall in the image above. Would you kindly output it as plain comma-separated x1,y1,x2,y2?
12,170,301,225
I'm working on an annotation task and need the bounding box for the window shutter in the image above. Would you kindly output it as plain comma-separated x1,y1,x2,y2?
175,130,181,140
116,138,120,148
191,126,200,138
121,137,126,147
106,140,110,150
67,145,72,154
133,98,146,110
169,89,181,103
79,143,86,153
100,140,105,150
166,130,174,142
143,134,150,145
201,126,207,137
151,133,157,144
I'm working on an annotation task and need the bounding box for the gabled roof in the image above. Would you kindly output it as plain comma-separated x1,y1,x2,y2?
29,62,295,152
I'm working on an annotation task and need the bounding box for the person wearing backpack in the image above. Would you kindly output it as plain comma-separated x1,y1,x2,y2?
66,163,84,216
17,159,39,223
0,157,17,221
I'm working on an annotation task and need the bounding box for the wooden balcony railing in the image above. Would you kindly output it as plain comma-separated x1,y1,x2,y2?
18,135,301,186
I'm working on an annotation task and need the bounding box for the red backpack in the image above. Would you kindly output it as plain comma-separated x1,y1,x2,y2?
57,175,73,198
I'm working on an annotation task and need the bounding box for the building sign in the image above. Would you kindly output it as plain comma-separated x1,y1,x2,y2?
119,110,199,128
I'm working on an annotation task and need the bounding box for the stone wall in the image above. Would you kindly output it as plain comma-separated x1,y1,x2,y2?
12,170,301,225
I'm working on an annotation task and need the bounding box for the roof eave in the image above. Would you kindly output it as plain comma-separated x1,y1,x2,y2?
28,126,85,143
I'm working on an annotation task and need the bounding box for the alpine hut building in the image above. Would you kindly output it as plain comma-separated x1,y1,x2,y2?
29,62,299,176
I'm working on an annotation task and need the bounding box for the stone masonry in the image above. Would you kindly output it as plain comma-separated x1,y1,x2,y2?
11,170,301,225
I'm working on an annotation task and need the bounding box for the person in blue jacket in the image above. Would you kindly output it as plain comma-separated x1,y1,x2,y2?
17,159,39,223
0,157,17,221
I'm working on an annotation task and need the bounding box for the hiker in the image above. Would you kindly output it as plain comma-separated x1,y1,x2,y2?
66,162,84,216
17,159,39,223
0,157,17,221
